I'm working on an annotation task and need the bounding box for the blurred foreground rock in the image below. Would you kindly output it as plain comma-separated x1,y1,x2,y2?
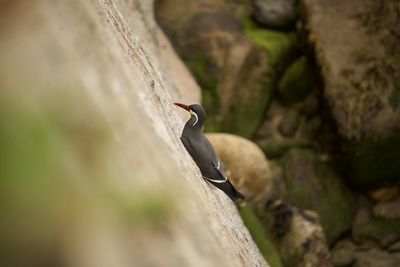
0,1,267,267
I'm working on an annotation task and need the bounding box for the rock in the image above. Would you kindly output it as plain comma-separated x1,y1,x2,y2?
353,248,400,267
331,239,356,267
256,101,313,159
283,149,354,243
278,56,315,103
244,21,298,70
256,101,289,140
265,199,332,267
373,196,400,220
298,93,320,117
155,0,274,138
343,134,400,189
389,240,400,252
352,201,400,248
0,1,268,267
302,0,400,188
156,30,202,104
278,109,301,137
206,133,273,200
302,0,400,140
252,0,298,29
239,206,284,267
258,138,312,159
298,116,322,141
369,187,399,202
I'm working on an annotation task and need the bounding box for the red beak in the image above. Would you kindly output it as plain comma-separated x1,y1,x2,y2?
174,102,190,111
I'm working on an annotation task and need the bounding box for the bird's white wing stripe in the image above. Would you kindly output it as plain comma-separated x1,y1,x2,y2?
203,176,228,183
217,160,220,169
192,112,199,126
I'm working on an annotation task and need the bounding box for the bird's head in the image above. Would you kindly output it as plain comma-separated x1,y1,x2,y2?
174,103,206,129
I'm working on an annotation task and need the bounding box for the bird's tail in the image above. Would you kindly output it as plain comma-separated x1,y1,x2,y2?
211,180,245,204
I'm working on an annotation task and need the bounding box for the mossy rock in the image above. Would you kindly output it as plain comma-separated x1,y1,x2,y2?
244,20,297,70
278,56,315,103
342,131,400,189
239,206,284,267
258,138,311,159
283,149,355,243
188,54,221,131
353,218,400,248
278,109,301,137
223,53,276,138
298,116,322,141
331,239,357,267
157,4,275,137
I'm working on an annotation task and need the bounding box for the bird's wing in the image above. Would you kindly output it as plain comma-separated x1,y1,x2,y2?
180,136,196,156
202,136,228,181
181,134,228,183
212,158,227,179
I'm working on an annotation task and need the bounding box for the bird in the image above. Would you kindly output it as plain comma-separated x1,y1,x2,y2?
174,102,245,203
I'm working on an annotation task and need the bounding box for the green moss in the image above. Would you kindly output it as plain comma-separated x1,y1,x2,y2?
239,206,283,267
354,218,400,247
258,138,312,159
227,71,275,138
278,56,315,103
243,20,297,69
283,149,355,243
188,54,221,132
191,55,218,96
343,132,400,189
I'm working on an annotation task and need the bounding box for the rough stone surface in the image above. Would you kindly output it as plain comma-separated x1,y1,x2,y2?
252,0,298,28
206,133,273,200
302,0,400,188
283,149,354,243
302,0,400,140
0,1,268,267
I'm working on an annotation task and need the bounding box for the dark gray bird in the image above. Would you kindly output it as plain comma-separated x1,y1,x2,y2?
174,102,245,203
